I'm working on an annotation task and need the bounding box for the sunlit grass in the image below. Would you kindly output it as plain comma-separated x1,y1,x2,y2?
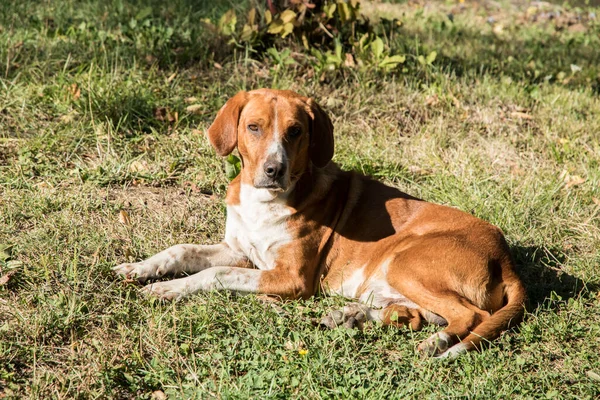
1,0,599,397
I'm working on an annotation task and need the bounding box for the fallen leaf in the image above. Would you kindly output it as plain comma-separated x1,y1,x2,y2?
129,160,148,173
69,83,81,100
510,165,525,176
118,210,131,226
184,97,198,104
344,53,355,68
526,6,538,17
425,94,439,107
586,370,600,382
565,175,586,189
0,270,16,286
183,180,201,193
151,390,167,400
568,23,586,33
592,197,600,206
213,62,223,69
166,72,177,82
154,107,177,123
145,54,157,64
154,107,168,121
186,104,203,114
449,94,462,109
59,111,78,123
510,111,533,120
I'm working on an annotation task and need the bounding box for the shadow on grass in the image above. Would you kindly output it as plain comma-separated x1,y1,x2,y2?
86,90,163,136
393,13,600,93
511,245,597,310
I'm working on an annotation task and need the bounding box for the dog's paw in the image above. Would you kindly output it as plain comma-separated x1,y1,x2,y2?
113,262,160,283
417,332,452,357
320,303,369,330
141,281,185,301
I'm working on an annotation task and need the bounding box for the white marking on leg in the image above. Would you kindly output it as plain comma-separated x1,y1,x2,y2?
418,331,452,356
358,259,419,309
113,243,244,282
436,342,469,359
143,266,263,300
338,266,366,298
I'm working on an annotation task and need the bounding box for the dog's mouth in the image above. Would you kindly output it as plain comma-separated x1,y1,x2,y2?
254,182,287,192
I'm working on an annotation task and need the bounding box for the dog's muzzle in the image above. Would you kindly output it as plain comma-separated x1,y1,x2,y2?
255,159,288,190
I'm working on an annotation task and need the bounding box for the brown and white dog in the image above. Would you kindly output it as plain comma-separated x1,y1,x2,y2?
114,89,526,358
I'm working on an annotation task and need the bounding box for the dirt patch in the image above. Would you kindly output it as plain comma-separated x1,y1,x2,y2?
105,185,218,214
103,185,226,244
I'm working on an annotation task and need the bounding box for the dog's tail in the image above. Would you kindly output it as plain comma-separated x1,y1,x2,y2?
443,267,527,358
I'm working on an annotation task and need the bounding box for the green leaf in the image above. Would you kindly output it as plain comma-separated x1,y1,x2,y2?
266,47,280,61
337,1,350,23
240,24,255,42
324,3,337,19
334,40,342,61
267,20,284,34
370,37,384,60
0,244,13,262
379,54,406,70
218,9,237,36
280,10,296,24
225,154,241,181
135,7,152,21
426,51,437,65
282,22,294,38
247,8,256,25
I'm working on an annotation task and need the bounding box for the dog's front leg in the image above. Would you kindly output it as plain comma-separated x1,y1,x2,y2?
142,266,311,301
113,243,246,283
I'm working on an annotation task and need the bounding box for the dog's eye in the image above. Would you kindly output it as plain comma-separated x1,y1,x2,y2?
248,124,259,133
288,126,302,138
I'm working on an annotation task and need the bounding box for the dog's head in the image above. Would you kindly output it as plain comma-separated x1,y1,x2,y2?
206,89,334,192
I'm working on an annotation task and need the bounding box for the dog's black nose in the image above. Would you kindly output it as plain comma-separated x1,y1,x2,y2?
264,160,285,179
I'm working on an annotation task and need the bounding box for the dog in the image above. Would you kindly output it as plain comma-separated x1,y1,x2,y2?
114,88,526,358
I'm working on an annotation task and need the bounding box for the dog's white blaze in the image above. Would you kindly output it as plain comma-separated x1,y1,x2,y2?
225,184,293,270
266,140,286,163
267,102,286,162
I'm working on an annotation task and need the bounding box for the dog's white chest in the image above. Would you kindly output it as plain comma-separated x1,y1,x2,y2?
225,185,293,270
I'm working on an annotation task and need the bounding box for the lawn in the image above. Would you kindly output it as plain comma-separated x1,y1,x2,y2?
1,0,600,398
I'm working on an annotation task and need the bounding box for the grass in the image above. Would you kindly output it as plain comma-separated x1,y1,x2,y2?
1,0,600,397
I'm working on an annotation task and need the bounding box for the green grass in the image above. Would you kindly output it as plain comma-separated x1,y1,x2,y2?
1,0,600,398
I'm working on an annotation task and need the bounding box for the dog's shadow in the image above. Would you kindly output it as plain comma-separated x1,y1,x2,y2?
511,245,596,311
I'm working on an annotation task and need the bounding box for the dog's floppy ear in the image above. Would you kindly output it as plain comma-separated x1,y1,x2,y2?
206,91,249,156
306,98,334,168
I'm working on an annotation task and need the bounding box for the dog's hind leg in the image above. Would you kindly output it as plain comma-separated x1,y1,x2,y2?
395,288,491,357
319,303,426,331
